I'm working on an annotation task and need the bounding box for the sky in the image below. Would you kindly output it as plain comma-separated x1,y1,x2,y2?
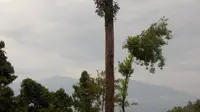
0,0,200,96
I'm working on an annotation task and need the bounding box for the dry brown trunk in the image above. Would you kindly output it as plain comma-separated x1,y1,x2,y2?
105,22,114,112
105,0,114,111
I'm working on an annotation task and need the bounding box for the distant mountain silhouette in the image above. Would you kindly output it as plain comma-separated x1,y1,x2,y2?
10,76,195,112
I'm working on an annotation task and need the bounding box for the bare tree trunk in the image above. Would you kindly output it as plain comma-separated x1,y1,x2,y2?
105,0,114,112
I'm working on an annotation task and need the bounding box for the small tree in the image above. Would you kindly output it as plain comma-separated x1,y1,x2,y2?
51,88,73,112
96,70,106,112
19,78,51,111
116,55,137,112
116,17,172,112
72,71,100,112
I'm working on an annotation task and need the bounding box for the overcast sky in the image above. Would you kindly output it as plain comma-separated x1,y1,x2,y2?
0,0,200,96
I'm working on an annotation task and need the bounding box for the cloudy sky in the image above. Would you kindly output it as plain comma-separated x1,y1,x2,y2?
0,0,200,96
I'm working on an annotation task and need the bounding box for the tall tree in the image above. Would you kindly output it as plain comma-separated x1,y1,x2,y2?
72,71,100,112
93,0,120,111
0,41,17,112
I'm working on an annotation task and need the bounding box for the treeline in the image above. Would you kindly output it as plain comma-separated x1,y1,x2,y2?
0,17,181,112
1,56,136,112
0,48,134,112
168,99,200,112
0,38,136,112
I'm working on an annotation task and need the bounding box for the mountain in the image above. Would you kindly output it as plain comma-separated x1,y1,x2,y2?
10,76,196,112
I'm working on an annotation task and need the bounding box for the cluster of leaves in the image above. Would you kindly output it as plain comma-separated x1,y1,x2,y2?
93,0,120,21
168,99,200,112
123,17,172,73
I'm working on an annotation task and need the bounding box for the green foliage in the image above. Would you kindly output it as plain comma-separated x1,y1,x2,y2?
123,17,172,73
15,78,73,112
20,78,51,111
51,88,73,112
116,56,137,112
0,41,17,86
118,55,134,77
0,41,17,112
96,70,106,112
72,71,101,112
116,17,172,112
0,86,15,112
13,95,29,112
93,0,120,21
168,99,200,112
96,70,125,111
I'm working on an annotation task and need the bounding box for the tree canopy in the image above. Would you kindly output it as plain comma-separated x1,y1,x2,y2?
0,41,16,86
123,17,172,73
72,71,101,112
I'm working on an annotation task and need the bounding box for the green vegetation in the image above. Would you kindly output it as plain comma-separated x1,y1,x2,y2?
72,71,100,112
0,41,17,112
116,55,136,112
168,99,200,112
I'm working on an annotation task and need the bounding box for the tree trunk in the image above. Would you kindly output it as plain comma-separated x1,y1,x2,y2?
105,0,114,112
122,76,129,112
122,83,127,112
122,104,125,112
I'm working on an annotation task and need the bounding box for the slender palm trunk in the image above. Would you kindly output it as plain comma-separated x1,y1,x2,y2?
104,0,114,112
